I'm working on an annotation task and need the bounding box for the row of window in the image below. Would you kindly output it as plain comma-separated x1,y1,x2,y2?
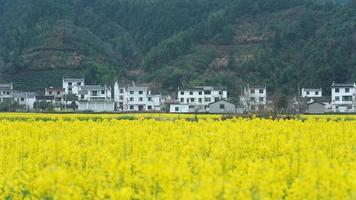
129,105,153,110
180,91,224,96
48,91,62,95
1,91,10,95
334,96,352,102
180,97,221,103
67,82,82,86
306,91,320,95
334,88,351,93
250,89,264,94
119,90,149,95
250,97,265,102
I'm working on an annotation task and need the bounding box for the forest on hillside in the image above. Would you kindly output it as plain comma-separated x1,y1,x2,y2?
0,0,355,102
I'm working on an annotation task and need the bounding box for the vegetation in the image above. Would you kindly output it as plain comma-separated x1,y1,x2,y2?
0,114,354,199
0,0,355,101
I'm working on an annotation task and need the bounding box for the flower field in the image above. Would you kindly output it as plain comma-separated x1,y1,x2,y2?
0,114,355,199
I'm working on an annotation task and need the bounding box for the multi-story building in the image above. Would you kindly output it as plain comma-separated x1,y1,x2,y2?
113,82,162,112
126,85,161,112
0,83,13,102
12,91,36,110
301,88,322,98
331,83,356,113
45,87,65,102
241,85,267,112
78,85,112,102
177,86,228,112
63,77,84,95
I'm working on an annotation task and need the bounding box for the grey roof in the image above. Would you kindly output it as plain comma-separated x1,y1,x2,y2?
208,99,235,106
80,85,107,90
248,85,266,89
331,83,355,88
12,91,36,98
0,83,13,90
180,86,227,91
63,77,84,82
36,96,55,100
302,88,322,91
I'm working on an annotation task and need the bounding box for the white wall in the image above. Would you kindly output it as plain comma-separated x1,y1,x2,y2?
170,104,189,113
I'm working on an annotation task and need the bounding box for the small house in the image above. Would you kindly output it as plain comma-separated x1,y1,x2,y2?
208,99,236,114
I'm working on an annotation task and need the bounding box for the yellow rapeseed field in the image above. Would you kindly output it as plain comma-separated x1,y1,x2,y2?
0,114,355,199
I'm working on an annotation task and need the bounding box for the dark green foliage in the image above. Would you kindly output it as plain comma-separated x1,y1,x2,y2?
0,0,355,100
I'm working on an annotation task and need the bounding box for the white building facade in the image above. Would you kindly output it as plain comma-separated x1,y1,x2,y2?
301,88,322,98
63,77,85,95
241,85,267,113
177,86,227,112
78,85,112,102
331,83,356,113
113,82,162,112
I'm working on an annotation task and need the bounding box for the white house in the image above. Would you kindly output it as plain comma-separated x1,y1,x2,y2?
126,85,161,112
331,83,356,113
113,82,162,112
78,85,112,102
170,104,189,113
12,91,36,110
0,83,13,102
63,77,84,95
177,86,227,112
301,88,322,98
240,85,267,113
78,101,115,112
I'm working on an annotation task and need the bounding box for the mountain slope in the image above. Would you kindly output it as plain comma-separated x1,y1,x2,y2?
0,0,355,100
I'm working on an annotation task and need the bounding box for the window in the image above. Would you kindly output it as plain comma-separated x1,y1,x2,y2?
49,91,52,95
306,91,310,95
68,88,72,92
130,97,134,101
130,105,134,110
180,98,184,103
139,91,143,95
180,91,184,95
315,91,319,95
258,105,265,110
335,96,340,101
57,91,60,95
148,97,152,101
259,89,264,94
130,91,134,94
345,88,350,93
347,106,352,110
139,97,143,101
148,106,152,110
81,95,84,99
68,82,72,86
119,96,123,100
190,98,195,102
189,91,193,95
92,91,98,96
101,90,105,95
259,97,264,102
77,82,82,86
219,91,223,95
250,97,256,102
251,105,256,111
199,91,202,95
204,90,211,95
198,98,202,103
175,107,179,112
220,104,225,109
6,92,9,95
215,98,219,102
120,89,124,93
342,96,352,101
20,98,25,102
204,98,211,102
251,89,255,94
189,105,194,109
335,88,340,93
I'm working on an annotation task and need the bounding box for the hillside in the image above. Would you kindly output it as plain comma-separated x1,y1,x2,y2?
0,0,355,100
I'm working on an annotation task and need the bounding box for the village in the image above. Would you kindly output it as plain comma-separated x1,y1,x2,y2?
0,78,355,114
